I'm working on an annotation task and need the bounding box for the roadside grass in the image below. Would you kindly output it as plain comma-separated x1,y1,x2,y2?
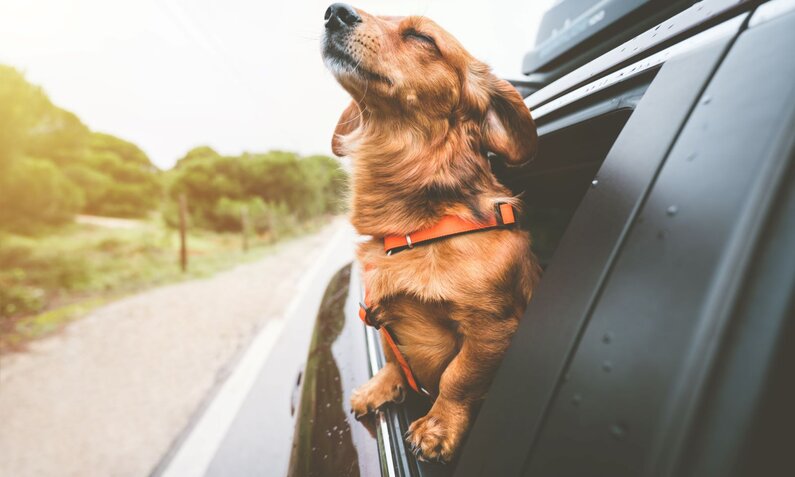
0,216,331,352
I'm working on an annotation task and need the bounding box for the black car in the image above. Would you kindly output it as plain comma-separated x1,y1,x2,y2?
289,0,795,475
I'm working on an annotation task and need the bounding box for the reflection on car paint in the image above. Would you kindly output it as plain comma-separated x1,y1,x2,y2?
287,265,380,477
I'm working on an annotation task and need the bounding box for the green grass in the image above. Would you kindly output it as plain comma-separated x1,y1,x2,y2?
0,215,331,352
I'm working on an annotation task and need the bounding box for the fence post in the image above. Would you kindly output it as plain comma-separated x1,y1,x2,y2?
179,193,188,272
241,204,250,253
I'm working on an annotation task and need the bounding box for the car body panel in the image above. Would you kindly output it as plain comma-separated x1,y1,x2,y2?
523,6,795,476
678,121,795,477
456,16,744,477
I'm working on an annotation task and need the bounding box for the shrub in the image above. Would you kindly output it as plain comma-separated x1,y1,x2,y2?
0,157,85,232
165,150,347,232
0,284,46,318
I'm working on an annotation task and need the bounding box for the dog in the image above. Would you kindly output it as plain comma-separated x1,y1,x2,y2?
322,3,540,463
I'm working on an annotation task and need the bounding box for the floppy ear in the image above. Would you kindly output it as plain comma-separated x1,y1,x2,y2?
482,78,538,166
332,101,361,157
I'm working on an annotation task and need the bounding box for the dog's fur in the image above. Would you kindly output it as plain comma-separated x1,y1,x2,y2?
322,6,541,462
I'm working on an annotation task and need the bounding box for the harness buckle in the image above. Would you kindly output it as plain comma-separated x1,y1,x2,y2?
494,202,506,226
359,301,380,329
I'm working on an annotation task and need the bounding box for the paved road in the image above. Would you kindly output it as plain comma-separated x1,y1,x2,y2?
0,218,355,477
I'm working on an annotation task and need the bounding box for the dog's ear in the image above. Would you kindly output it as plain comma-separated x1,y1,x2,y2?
332,101,361,157
481,78,538,166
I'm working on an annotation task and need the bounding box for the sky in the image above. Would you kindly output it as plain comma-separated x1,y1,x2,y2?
0,0,554,169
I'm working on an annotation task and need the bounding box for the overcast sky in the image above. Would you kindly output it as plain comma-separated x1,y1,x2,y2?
0,0,553,169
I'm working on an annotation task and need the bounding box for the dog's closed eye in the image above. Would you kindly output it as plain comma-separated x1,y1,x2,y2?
403,29,439,52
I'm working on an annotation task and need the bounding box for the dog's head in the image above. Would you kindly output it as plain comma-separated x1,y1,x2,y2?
322,3,537,167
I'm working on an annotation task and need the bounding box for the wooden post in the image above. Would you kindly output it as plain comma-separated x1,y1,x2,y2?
241,204,250,252
179,193,188,272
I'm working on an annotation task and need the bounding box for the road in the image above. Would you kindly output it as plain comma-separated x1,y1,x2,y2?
0,218,355,477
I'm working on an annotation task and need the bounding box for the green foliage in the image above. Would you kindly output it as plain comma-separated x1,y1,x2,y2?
0,223,171,319
0,65,161,230
89,132,153,168
0,215,330,327
25,108,90,165
0,65,348,339
0,65,51,171
63,164,113,210
78,146,160,217
0,284,46,320
0,157,85,232
166,150,346,232
175,145,221,168
0,65,346,235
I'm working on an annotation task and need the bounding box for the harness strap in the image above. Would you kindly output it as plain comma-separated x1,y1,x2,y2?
358,302,427,396
383,202,517,254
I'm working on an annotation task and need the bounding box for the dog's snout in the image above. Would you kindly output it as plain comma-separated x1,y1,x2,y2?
325,3,361,31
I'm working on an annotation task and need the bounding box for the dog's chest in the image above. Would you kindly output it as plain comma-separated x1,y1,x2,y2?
358,241,469,304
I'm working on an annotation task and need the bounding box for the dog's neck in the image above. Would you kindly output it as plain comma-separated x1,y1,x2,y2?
346,113,511,237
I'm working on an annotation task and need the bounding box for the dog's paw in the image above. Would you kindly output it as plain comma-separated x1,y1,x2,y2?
405,414,461,463
350,367,406,418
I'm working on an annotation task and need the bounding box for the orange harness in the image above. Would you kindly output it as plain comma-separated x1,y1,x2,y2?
358,202,518,397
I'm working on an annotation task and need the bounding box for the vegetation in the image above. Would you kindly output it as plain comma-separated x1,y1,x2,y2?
0,66,160,229
0,217,328,352
168,147,346,233
0,65,347,346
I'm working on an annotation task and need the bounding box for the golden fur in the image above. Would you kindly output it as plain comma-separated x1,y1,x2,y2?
322,5,540,462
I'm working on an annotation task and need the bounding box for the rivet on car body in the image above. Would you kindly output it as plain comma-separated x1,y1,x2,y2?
610,423,627,440
666,205,679,216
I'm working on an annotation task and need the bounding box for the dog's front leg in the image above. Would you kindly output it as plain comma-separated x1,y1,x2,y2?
351,340,407,418
406,315,518,462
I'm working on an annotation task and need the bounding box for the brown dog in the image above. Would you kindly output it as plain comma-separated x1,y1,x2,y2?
322,3,540,462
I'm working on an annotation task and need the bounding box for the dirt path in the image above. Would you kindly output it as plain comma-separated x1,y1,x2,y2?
0,219,344,477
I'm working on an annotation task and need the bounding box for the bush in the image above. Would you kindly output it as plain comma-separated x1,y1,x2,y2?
0,157,85,232
63,164,113,211
78,148,161,217
211,197,256,232
165,150,347,232
0,284,46,318
0,234,92,318
0,66,52,170
0,66,162,228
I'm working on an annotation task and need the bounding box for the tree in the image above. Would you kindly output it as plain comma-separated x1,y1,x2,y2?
0,65,162,230
165,150,347,232
0,157,84,231
0,66,52,171
175,146,221,169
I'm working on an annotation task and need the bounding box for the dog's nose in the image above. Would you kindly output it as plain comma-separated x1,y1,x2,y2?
325,3,361,31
